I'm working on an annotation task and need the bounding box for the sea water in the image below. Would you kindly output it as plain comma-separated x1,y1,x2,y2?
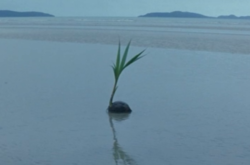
1,17,250,53
1,17,250,165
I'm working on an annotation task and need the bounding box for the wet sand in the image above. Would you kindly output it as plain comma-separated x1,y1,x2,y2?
1,17,250,54
1,38,250,164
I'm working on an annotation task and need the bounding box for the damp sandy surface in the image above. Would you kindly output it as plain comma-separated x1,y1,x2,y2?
1,17,250,54
1,38,250,164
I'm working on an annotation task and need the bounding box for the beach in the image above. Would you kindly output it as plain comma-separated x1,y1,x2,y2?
1,17,250,54
1,17,250,165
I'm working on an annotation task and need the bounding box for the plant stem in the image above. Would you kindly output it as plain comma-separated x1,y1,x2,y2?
109,80,118,107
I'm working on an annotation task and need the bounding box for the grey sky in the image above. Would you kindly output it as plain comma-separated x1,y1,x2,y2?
1,0,250,17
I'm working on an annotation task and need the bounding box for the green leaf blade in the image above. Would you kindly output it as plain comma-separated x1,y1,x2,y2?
124,50,145,69
115,42,121,78
111,64,118,80
120,40,131,71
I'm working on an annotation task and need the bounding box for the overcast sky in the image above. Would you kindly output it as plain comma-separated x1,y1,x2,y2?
1,0,250,17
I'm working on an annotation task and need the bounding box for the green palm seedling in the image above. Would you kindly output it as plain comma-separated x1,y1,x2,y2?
108,41,145,113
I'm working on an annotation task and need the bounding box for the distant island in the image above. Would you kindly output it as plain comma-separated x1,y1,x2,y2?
0,10,54,17
139,11,250,19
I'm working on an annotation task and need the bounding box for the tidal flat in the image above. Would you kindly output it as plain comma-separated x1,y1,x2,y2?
1,17,250,165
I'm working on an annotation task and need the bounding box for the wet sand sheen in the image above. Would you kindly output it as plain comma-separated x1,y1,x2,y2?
1,39,250,164
1,26,250,54
1,17,250,54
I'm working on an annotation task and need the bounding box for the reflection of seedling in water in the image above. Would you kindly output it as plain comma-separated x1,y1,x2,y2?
108,114,137,165
108,41,145,113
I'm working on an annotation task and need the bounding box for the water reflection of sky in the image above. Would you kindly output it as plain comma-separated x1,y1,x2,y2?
1,35,250,164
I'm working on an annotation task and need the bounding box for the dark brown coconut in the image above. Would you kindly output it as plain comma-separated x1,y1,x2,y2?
108,101,132,113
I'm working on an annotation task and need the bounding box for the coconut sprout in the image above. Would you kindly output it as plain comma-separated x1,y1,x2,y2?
109,41,145,108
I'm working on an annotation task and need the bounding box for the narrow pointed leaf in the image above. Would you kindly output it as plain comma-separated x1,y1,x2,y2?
112,63,120,81
124,50,145,69
111,64,118,80
115,42,121,77
120,40,131,70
